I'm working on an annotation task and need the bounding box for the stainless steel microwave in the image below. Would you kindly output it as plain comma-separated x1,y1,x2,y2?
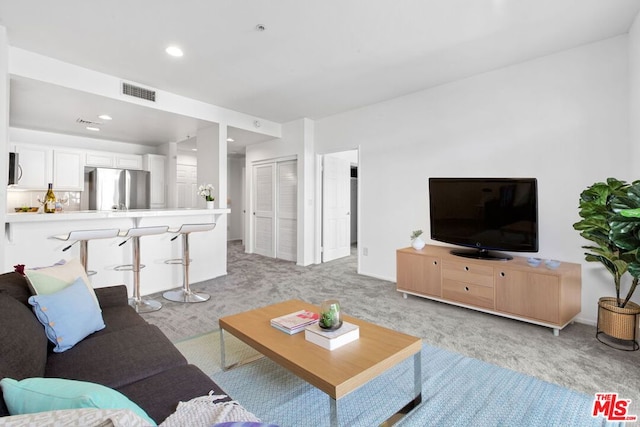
8,152,20,186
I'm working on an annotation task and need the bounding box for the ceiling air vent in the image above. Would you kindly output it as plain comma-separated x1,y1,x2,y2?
122,82,156,102
76,118,102,126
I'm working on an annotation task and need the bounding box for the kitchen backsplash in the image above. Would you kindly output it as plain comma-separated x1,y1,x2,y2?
7,190,81,213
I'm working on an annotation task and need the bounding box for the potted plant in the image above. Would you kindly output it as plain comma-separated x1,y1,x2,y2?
573,178,640,350
198,183,215,209
410,230,425,250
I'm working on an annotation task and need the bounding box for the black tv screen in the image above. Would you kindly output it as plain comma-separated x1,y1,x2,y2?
429,178,538,260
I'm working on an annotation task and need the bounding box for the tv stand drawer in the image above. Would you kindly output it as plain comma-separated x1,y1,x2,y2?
442,260,494,288
442,279,494,309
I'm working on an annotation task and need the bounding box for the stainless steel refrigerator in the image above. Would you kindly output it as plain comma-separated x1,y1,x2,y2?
82,167,150,210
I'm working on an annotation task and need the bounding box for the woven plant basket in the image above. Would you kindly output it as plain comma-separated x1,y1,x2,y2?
597,297,640,341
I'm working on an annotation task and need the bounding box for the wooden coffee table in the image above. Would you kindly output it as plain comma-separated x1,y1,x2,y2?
218,299,422,426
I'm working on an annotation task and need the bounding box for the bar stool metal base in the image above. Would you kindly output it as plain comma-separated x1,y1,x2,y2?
128,297,163,313
163,223,216,304
162,289,210,303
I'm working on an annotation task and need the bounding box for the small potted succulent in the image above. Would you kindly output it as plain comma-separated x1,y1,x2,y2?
319,300,342,330
411,229,425,250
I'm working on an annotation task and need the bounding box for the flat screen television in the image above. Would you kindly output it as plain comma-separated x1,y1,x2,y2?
429,177,538,260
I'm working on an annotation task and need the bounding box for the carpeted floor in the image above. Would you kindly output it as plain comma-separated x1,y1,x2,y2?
143,240,640,423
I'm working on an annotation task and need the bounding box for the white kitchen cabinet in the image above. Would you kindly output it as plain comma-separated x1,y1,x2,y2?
85,151,114,168
115,154,143,170
13,144,83,191
143,154,166,208
13,144,52,190
85,150,143,170
53,150,84,191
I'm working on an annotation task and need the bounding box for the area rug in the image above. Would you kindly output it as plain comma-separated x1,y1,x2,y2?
175,331,620,427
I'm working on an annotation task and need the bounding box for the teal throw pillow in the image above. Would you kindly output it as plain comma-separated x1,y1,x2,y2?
28,276,105,352
0,377,156,426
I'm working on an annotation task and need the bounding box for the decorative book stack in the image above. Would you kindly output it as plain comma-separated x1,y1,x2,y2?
270,310,319,335
305,321,359,350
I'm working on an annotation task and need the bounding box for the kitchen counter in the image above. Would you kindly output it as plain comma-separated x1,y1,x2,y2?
6,208,230,223
4,208,230,295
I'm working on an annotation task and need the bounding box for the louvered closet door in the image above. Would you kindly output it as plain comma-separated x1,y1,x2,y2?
253,163,275,257
276,160,297,262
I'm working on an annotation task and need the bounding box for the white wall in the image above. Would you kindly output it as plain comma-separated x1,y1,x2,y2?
228,156,244,240
631,13,640,165
0,27,8,268
315,35,633,325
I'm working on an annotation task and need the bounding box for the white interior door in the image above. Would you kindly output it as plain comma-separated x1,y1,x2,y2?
253,163,275,257
177,164,198,208
322,155,351,262
241,166,246,246
276,161,297,261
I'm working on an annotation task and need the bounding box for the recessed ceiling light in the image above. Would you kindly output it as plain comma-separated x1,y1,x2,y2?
86,126,100,132
191,148,198,152
227,138,235,142
98,114,112,121
165,45,184,57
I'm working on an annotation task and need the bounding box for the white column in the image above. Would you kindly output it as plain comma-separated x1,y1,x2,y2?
0,26,9,269
196,125,220,208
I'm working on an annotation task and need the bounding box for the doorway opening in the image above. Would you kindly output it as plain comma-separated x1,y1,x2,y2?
321,149,359,270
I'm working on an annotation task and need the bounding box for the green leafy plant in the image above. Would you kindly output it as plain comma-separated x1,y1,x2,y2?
573,178,640,308
410,230,423,240
320,301,340,329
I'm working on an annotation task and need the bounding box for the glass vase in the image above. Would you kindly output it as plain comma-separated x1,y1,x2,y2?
319,299,342,330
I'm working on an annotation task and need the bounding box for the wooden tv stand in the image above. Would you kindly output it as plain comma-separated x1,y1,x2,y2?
396,245,582,336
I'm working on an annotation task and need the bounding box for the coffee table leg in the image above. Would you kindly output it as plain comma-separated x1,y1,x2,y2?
220,328,265,371
330,397,338,427
381,350,422,426
220,328,227,369
414,350,422,400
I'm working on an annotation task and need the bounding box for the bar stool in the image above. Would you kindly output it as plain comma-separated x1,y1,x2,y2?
163,223,216,303
52,228,120,276
115,225,169,313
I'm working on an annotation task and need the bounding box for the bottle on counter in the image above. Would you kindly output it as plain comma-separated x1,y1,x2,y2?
44,183,56,214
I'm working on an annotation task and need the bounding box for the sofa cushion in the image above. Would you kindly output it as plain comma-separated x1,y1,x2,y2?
24,258,98,307
28,276,106,353
118,364,231,424
94,305,149,336
94,284,129,309
0,293,48,417
0,377,156,426
0,272,32,306
45,324,187,390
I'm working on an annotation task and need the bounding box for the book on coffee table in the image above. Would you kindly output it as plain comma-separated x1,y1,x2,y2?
270,309,319,334
305,321,359,350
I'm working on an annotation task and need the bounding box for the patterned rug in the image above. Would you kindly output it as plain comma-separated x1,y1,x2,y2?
175,331,620,427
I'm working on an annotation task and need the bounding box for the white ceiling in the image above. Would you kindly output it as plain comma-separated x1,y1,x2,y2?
1,0,639,149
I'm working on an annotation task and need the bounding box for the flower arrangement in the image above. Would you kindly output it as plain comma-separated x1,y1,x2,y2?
197,184,215,202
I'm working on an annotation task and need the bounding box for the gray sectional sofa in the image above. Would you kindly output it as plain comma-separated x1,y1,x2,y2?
0,271,229,424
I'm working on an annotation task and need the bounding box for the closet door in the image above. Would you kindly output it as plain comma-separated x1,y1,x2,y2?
276,161,297,262
253,163,275,257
